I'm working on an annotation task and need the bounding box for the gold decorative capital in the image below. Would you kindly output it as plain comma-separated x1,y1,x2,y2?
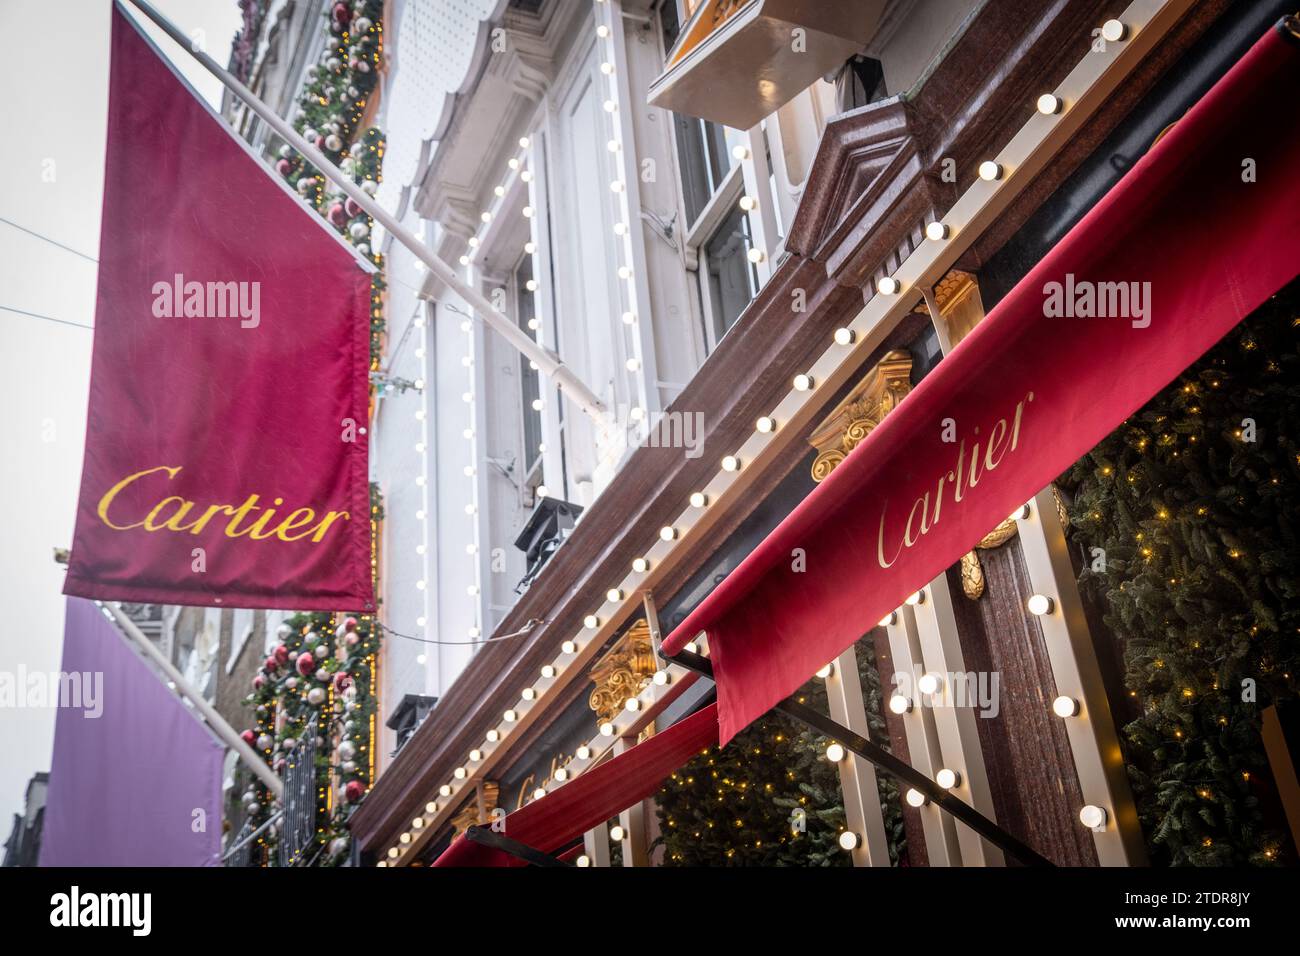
807,350,913,482
588,619,657,728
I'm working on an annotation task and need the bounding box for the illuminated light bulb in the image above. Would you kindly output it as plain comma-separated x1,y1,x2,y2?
412,816,425,829
625,697,641,712
826,743,845,762
414,410,426,421
905,788,929,807
522,205,534,218
606,588,624,602
576,855,591,867
541,664,557,679
1010,503,1031,520
617,265,633,280
521,687,537,701
519,136,531,148
458,255,469,265
877,276,900,295
603,99,617,113
416,616,426,628
387,848,399,859
626,357,641,371
416,580,427,590
425,801,438,814
531,398,544,411
756,416,776,434
576,745,592,760
888,694,912,715
1037,93,1062,115
415,348,425,358
632,557,649,573
610,181,625,194
493,185,505,197
747,248,766,263
536,485,549,499
533,787,547,800
816,663,834,679
978,160,1003,181
838,831,860,851
466,581,478,593
415,442,426,453
467,626,480,638
1079,805,1108,829
917,673,941,695
463,428,474,439
503,709,518,722
609,824,626,842
439,784,452,797
554,767,569,781
732,145,750,161
879,612,896,627
469,749,483,762
905,590,925,606
607,139,620,152
660,526,678,541
521,171,533,183
1053,696,1080,718
468,237,479,248
596,24,610,38
584,614,601,629
524,277,538,292
689,491,708,509
480,211,491,223
613,222,627,236
464,543,476,555
524,241,536,254
1027,594,1055,616
622,311,636,325
793,373,814,391
415,476,426,487
629,406,644,421
453,766,467,780
653,670,670,686
1101,19,1127,42
925,221,949,241
721,455,741,472
600,61,614,75
684,641,699,655
562,640,577,654
377,861,388,868
936,768,961,790
508,157,520,170
834,328,856,346
485,729,500,742
418,653,428,665
464,505,476,516
599,721,616,737
415,544,426,555
463,465,475,477
739,195,758,211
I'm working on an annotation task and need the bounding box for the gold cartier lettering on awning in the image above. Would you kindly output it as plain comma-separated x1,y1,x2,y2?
649,0,888,129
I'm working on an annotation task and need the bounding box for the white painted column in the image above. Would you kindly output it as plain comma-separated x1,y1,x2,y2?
583,821,612,867
883,609,961,866
1015,490,1147,865
824,646,891,865
909,578,1005,866
738,125,780,283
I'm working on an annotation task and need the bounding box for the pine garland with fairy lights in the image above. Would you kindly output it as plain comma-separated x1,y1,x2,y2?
1062,279,1300,866
655,637,906,866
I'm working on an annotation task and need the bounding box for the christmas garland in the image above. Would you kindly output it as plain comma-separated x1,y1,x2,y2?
238,610,380,866
655,637,906,866
230,1,389,866
1063,279,1300,865
273,0,387,362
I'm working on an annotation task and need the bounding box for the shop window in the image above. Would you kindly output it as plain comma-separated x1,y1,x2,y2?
701,204,757,343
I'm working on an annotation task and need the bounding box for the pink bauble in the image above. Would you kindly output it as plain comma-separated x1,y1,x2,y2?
274,644,290,665
276,158,292,176
333,672,353,693
296,652,316,677
264,655,279,673
327,203,346,227
332,2,350,24
344,198,361,218
344,780,365,803
240,729,256,746
345,632,359,647
252,674,265,690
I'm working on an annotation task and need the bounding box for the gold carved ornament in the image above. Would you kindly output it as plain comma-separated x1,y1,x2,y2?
450,781,500,836
588,619,658,729
806,342,1070,599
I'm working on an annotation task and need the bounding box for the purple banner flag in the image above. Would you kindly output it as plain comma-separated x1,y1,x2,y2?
40,598,224,866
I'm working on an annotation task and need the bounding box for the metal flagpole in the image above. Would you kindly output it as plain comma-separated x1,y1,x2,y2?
118,0,609,425
99,601,285,799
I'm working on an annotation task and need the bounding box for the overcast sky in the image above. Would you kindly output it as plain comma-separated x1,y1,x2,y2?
0,0,242,828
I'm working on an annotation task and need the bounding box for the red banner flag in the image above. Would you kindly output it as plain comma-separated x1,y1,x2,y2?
662,24,1300,743
64,6,375,611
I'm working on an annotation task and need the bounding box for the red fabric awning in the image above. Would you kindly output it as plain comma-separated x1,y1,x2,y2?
432,703,719,866
663,23,1300,744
